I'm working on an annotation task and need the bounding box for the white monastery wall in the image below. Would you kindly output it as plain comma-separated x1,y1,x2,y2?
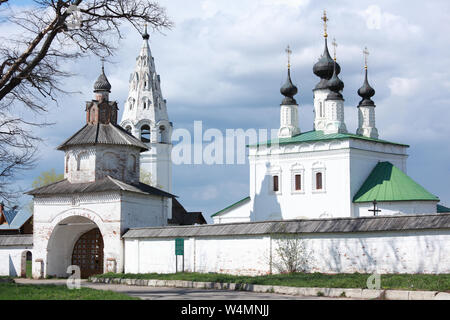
124,229,450,275
0,246,32,277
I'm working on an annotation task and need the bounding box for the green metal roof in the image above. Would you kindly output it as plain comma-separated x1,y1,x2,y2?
353,162,439,203
437,204,450,213
248,130,409,148
211,196,250,217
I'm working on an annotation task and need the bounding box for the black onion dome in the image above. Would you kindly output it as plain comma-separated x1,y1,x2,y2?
280,69,298,105
313,38,341,90
357,68,375,106
326,61,344,100
93,66,111,93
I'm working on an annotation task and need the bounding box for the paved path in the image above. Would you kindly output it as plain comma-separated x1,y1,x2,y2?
14,279,347,300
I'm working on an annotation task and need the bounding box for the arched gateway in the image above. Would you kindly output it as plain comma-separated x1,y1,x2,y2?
72,228,104,278
26,53,175,279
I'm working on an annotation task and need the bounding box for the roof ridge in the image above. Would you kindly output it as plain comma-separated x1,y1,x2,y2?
128,212,450,232
26,178,68,195
106,175,127,191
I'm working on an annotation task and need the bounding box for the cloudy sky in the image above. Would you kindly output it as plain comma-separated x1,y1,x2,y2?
6,0,450,222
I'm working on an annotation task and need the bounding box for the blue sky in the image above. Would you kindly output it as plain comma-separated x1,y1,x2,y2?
4,0,450,222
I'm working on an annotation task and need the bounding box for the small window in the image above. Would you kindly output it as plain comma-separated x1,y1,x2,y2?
273,175,279,192
143,101,147,110
125,126,132,133
295,174,301,191
316,172,323,190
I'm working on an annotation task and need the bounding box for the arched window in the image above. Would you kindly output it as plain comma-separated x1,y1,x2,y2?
77,152,90,171
316,172,323,190
143,101,147,110
319,102,324,117
141,125,150,143
159,125,166,143
273,175,279,192
125,126,132,133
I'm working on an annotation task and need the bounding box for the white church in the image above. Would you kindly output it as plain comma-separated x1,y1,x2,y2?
211,17,441,224
1,14,449,279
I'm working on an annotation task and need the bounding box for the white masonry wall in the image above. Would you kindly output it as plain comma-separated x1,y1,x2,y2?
0,246,33,277
124,229,450,275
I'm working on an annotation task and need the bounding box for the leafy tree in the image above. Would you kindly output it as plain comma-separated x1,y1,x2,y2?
32,168,64,189
27,168,64,214
140,168,153,185
0,0,173,201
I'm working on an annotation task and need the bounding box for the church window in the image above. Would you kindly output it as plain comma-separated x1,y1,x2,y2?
316,172,323,190
319,102,324,117
141,125,151,143
295,174,301,191
273,175,279,192
143,101,147,109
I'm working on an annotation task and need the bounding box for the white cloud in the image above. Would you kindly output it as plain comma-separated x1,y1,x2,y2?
388,77,420,96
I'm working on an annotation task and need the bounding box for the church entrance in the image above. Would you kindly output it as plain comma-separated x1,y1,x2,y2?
71,228,104,278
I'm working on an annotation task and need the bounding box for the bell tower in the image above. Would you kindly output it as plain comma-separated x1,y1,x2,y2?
120,26,173,192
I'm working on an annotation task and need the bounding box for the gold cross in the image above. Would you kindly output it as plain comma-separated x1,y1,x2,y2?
332,38,337,61
363,47,369,69
322,10,328,38
286,45,292,69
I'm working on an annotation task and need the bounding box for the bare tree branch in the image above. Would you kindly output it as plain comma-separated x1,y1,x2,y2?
0,0,173,202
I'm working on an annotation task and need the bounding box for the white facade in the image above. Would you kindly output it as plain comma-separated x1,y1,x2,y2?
323,97,347,134
0,246,32,277
120,31,173,193
357,105,378,139
278,103,300,138
64,145,141,184
124,228,450,275
215,138,411,223
313,89,330,131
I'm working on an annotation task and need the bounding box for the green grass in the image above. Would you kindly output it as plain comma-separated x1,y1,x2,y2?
95,272,450,292
0,283,139,300
26,261,32,278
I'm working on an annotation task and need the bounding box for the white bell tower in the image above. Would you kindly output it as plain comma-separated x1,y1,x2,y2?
120,26,172,192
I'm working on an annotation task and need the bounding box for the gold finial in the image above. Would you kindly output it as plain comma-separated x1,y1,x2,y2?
332,38,337,61
363,46,369,69
322,10,329,38
285,45,292,69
